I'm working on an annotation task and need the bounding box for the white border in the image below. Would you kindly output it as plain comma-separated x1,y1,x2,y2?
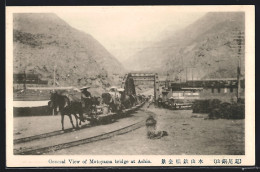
6,5,255,167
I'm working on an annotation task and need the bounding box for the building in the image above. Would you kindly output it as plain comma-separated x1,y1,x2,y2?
162,78,245,102
13,73,48,90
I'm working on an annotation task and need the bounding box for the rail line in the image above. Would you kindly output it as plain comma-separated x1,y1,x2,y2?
14,119,146,155
14,102,145,144
14,126,90,144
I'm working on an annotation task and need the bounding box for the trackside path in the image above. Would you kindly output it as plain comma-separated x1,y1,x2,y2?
14,108,149,155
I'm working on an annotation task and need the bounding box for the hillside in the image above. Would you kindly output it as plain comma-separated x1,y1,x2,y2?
124,12,245,80
13,13,125,89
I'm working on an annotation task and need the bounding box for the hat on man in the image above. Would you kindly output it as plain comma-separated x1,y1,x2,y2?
80,86,91,90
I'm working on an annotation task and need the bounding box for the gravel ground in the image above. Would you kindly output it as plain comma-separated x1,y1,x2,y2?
50,105,244,155
14,115,82,139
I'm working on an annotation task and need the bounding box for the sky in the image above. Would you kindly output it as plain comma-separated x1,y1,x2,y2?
56,7,206,62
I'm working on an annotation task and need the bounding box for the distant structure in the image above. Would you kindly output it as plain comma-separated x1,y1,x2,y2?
13,73,48,90
162,78,245,102
121,73,136,96
122,72,160,103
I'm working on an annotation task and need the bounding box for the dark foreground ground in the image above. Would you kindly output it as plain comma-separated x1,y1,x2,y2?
48,105,244,155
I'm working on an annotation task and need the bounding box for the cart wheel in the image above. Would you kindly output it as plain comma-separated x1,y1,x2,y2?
103,116,112,124
90,118,99,125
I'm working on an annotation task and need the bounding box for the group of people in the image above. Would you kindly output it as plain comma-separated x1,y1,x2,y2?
146,94,163,108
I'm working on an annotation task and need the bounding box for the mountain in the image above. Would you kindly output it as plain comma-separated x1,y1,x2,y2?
123,12,245,80
13,13,125,89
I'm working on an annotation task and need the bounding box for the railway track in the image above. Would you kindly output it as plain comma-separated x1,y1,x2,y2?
14,102,145,145
14,119,145,155
14,125,90,144
14,102,148,155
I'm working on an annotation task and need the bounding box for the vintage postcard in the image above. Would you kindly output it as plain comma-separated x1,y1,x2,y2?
6,5,255,167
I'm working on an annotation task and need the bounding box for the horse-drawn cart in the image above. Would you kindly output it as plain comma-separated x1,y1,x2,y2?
47,86,145,130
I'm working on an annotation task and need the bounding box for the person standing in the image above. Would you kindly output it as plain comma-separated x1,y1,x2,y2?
80,86,92,115
147,95,154,108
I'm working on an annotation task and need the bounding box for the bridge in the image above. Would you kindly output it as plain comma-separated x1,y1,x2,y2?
121,72,160,103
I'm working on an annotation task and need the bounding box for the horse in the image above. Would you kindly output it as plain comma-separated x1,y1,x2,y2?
48,100,57,115
49,92,84,131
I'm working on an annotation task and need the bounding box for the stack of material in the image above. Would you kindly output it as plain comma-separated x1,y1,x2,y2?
209,102,245,119
192,99,210,113
192,99,245,119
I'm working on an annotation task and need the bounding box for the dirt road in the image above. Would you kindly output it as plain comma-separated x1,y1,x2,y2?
48,105,244,155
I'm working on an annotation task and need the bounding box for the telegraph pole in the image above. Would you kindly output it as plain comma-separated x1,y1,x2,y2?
23,69,26,90
166,72,169,89
186,67,196,86
237,31,243,101
232,30,244,102
237,33,241,101
52,64,57,116
181,54,184,83
191,68,193,82
53,64,56,88
185,67,187,82
23,52,31,90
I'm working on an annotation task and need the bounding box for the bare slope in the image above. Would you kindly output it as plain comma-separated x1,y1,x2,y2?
124,12,245,80
13,13,125,88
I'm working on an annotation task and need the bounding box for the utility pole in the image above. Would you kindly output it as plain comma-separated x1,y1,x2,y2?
23,52,30,90
236,31,243,101
52,63,57,116
231,29,244,102
53,64,56,88
166,72,169,89
23,69,26,90
185,67,188,82
191,68,194,87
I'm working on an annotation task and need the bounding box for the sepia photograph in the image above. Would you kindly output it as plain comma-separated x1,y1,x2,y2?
6,6,255,167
